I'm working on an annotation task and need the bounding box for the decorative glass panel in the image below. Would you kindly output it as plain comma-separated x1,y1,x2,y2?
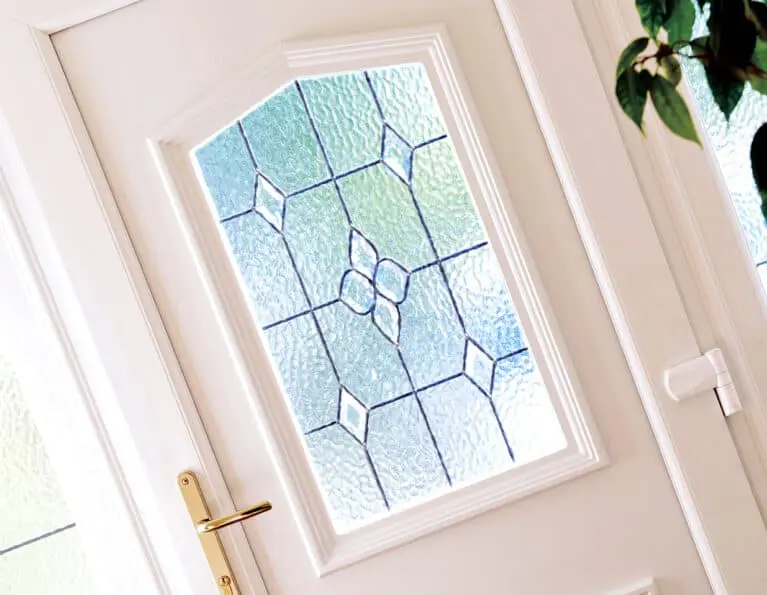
684,13,767,290
194,63,567,532
0,354,96,593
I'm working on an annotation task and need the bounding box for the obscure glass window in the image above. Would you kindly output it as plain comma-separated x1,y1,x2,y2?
194,64,566,531
685,16,767,289
0,355,96,594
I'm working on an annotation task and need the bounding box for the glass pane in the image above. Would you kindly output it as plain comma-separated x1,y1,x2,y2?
0,354,96,593
367,64,446,146
0,530,96,595
240,84,329,195
194,63,566,532
195,125,256,220
685,12,767,287
300,72,382,173
419,376,512,484
0,358,72,550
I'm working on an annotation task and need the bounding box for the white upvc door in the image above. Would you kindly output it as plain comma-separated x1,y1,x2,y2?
3,1,767,595
575,0,767,518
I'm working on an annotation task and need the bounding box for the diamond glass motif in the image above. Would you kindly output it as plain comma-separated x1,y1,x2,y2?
372,296,401,345
194,63,566,532
382,126,414,183
340,231,410,343
349,229,378,279
374,259,409,304
464,339,494,395
339,387,369,443
340,271,375,314
255,176,286,232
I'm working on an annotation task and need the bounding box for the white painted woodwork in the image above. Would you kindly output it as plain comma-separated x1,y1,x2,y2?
0,0,140,32
576,0,767,520
151,27,605,572
0,23,166,594
0,0,765,593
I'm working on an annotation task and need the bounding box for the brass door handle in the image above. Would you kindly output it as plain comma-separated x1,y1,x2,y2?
197,500,273,534
178,471,272,595
217,576,234,595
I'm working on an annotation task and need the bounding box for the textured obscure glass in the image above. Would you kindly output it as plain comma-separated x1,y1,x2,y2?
685,13,767,287
412,140,485,257
0,355,96,592
420,376,512,484
284,184,348,306
241,84,329,194
301,72,381,173
196,125,256,219
305,424,387,526
0,530,96,595
315,303,410,407
367,396,449,508
223,212,307,327
194,63,565,532
339,164,433,270
399,267,465,388
444,246,526,359
368,64,446,146
0,359,71,550
493,352,566,463
264,316,338,432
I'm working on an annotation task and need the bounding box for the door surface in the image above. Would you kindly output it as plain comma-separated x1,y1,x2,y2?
574,0,767,521
44,1,764,594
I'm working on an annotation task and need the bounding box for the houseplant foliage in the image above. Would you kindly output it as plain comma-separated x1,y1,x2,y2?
616,0,767,218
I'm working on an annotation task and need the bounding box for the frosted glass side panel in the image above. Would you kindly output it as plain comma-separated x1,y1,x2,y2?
0,530,96,595
0,359,72,550
194,63,566,532
0,355,96,593
684,18,767,288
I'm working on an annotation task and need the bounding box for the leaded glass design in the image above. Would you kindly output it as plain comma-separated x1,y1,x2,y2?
194,63,566,531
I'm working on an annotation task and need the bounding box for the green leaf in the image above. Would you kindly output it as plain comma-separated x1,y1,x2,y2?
616,70,654,132
660,54,683,85
750,123,767,223
666,0,695,44
650,75,702,144
637,0,668,38
617,37,651,77
750,39,767,95
687,34,710,59
705,65,745,119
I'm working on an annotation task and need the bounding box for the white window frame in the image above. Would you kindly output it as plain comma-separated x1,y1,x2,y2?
150,25,604,573
1,1,766,594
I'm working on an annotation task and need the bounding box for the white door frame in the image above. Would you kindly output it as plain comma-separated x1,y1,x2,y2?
2,1,766,594
576,0,767,517
0,7,263,594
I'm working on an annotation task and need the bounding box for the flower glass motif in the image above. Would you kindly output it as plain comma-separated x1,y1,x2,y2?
340,230,411,344
194,63,566,532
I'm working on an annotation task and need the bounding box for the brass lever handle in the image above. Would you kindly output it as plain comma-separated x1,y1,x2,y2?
178,471,273,595
217,576,234,595
197,500,273,534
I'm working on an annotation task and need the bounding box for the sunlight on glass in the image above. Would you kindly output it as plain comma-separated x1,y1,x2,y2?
0,353,96,594
194,63,566,532
685,13,767,291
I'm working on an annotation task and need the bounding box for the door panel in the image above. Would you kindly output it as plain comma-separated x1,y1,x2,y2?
575,0,767,523
51,0,722,593
190,59,571,536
